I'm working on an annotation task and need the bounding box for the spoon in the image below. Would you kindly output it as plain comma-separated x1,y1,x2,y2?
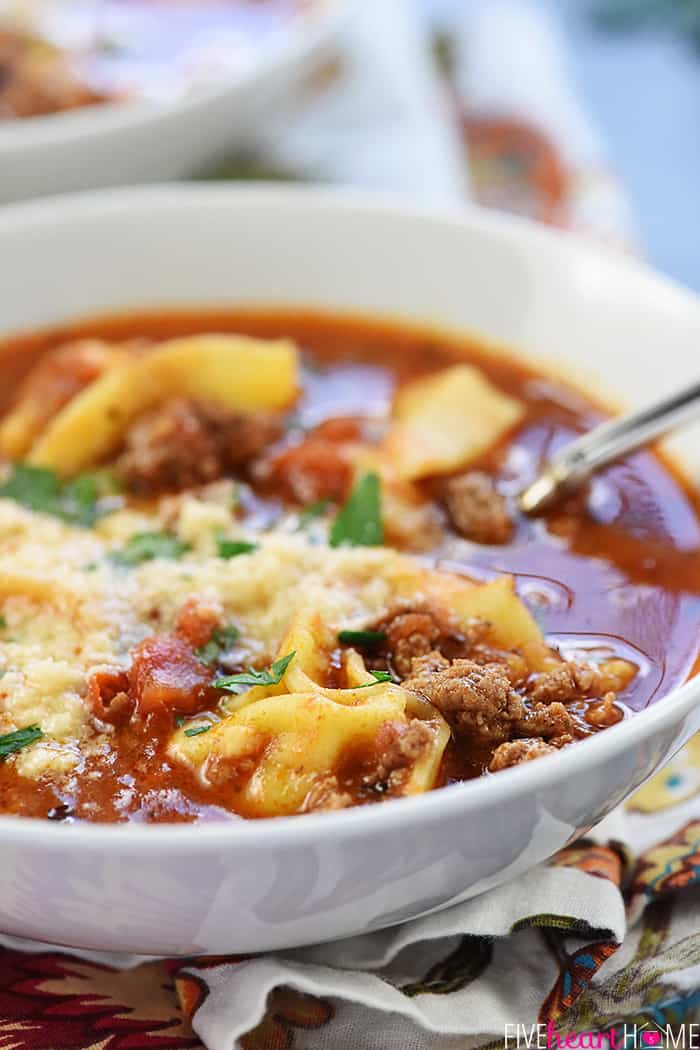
519,378,700,515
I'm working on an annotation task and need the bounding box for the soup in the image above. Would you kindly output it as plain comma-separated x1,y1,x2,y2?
0,309,698,823
0,1,308,120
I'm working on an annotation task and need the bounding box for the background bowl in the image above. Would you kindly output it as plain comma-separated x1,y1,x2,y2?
1,184,700,956
0,0,351,204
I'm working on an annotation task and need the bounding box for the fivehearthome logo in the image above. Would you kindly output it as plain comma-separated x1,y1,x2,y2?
504,1021,700,1048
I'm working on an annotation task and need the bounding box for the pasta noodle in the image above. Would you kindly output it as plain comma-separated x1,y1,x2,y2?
385,364,524,481
170,613,451,817
29,334,299,476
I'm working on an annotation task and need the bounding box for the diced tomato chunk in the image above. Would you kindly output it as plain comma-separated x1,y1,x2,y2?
86,667,132,724
175,596,221,648
265,440,352,503
128,636,213,716
311,417,364,443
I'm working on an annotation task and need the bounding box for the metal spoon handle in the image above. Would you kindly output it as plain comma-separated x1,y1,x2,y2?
519,378,700,515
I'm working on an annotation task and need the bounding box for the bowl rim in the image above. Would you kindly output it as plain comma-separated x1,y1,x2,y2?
0,181,699,849
0,0,353,151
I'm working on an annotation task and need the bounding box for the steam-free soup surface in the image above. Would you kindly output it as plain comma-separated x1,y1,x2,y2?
0,309,698,823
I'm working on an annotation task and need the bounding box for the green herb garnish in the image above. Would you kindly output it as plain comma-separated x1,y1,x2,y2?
84,468,123,498
110,531,190,566
330,473,383,548
356,669,397,688
217,538,258,559
0,724,43,759
184,724,213,738
0,465,112,527
338,629,387,647
66,468,122,506
0,615,6,630
0,465,61,512
297,498,331,530
196,624,240,666
214,651,296,695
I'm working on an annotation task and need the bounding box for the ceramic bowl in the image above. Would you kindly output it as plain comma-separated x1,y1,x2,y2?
0,184,699,955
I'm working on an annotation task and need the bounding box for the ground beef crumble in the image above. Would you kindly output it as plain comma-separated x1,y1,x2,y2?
376,608,490,680
489,738,559,771
402,647,610,771
383,612,442,678
443,471,514,545
374,719,433,780
117,397,282,495
527,662,602,704
516,701,575,743
403,653,525,743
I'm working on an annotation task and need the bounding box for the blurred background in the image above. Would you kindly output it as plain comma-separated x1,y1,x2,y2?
428,0,700,293
1,0,699,291
547,0,700,292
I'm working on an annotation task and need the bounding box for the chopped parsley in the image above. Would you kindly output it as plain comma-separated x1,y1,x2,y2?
184,724,213,738
69,468,122,502
0,465,115,527
356,670,397,688
0,724,43,759
196,624,240,666
0,465,63,513
330,473,383,548
0,615,6,630
338,628,387,647
297,498,331,530
217,538,258,559
110,531,190,566
214,651,296,695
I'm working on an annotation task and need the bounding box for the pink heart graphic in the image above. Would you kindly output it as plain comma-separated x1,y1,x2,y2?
642,1032,661,1046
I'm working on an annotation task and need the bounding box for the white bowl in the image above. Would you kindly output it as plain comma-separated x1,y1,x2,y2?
0,1,351,204
1,184,699,956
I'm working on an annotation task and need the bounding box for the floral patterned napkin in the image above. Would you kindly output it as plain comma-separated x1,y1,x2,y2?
1,2,698,1048
2,771,698,1049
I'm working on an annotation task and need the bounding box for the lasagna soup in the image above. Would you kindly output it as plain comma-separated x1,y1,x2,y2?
0,310,698,823
0,1,312,120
